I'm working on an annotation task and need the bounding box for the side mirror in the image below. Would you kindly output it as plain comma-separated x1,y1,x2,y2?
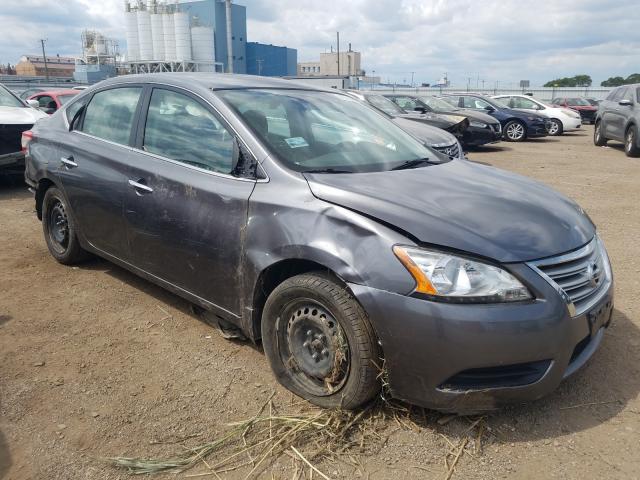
231,137,257,178
484,105,495,112
619,99,633,107
413,106,427,114
26,99,39,108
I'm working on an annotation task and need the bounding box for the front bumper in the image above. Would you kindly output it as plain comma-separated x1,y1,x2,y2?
349,263,613,413
462,124,502,147
527,121,548,138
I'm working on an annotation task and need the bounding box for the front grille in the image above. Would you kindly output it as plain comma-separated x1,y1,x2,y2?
438,360,551,391
433,142,460,158
579,110,596,120
0,124,32,156
528,237,611,316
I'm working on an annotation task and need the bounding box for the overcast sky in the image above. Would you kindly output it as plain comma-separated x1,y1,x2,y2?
1,0,639,86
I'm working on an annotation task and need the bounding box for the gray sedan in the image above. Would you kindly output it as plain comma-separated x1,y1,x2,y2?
24,74,613,412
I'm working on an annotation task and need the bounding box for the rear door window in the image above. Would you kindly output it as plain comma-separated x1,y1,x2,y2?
81,87,142,145
513,97,538,109
142,88,234,174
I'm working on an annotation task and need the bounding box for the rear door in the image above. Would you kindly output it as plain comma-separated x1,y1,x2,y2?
603,87,626,140
124,86,256,315
57,85,143,258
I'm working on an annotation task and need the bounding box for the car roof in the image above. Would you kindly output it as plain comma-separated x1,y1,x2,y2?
32,89,79,96
97,73,329,92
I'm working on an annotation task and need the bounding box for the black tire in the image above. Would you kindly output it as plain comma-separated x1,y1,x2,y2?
547,118,563,136
503,120,526,142
261,273,381,409
42,186,90,265
625,125,640,157
594,120,607,146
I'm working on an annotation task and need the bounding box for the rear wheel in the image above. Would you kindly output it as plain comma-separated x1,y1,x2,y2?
547,118,563,136
594,121,607,146
42,187,89,265
625,125,640,157
261,273,381,409
503,120,526,142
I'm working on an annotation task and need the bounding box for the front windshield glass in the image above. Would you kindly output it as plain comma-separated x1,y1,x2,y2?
419,96,456,112
58,93,78,105
365,94,406,116
486,97,509,108
218,89,434,173
0,85,25,108
568,98,590,106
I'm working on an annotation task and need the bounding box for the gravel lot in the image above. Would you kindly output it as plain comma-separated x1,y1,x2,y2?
1,125,639,480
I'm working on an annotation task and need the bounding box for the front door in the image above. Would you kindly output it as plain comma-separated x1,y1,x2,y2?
124,86,255,315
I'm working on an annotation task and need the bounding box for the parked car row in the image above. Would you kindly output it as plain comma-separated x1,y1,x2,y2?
21,73,614,413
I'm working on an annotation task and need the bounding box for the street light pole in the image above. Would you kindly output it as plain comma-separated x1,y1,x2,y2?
40,39,49,81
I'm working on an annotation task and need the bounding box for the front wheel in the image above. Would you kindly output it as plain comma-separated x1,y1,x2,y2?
547,118,563,136
42,186,89,265
625,125,640,157
594,121,607,146
261,273,381,409
503,120,526,142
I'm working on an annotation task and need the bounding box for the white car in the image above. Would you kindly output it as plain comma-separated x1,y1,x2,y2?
0,84,48,172
493,94,582,136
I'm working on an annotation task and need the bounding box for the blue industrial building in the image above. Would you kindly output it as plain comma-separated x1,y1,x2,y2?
246,42,297,77
177,0,247,73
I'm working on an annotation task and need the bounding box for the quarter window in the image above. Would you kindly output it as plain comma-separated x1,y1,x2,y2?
143,89,234,174
81,87,141,145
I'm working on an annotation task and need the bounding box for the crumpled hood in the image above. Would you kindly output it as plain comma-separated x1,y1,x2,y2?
304,160,595,263
392,117,457,146
0,106,47,125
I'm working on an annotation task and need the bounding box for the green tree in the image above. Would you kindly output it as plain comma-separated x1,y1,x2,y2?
601,76,626,87
625,73,640,84
544,74,592,87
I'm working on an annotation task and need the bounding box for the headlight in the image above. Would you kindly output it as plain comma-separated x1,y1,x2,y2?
393,246,532,302
469,120,488,128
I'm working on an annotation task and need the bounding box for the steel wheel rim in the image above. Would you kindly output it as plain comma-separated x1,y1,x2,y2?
48,200,69,253
507,123,524,140
279,299,349,396
548,120,559,135
627,130,634,152
595,124,601,142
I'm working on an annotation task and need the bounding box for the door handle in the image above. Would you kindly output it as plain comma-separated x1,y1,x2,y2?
128,179,153,194
60,156,77,168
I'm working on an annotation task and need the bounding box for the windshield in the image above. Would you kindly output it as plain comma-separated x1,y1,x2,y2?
0,85,25,108
568,98,591,106
486,97,509,108
219,89,434,173
58,93,78,105
365,94,406,116
418,96,456,112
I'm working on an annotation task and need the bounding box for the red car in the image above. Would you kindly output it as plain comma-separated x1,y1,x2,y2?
551,97,598,124
27,89,79,115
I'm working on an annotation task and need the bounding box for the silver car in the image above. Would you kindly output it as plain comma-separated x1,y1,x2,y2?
595,83,640,157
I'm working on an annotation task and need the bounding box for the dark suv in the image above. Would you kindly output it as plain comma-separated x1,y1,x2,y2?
594,84,640,157
442,94,548,141
23,74,613,413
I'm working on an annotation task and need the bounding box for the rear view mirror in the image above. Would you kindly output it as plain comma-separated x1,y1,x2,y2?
484,105,495,112
619,99,633,106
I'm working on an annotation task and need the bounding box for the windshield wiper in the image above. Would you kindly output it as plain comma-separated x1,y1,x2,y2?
391,158,432,170
303,168,353,174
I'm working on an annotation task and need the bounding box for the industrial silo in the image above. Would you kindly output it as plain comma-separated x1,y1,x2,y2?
173,11,192,62
191,26,214,70
162,12,176,62
124,8,139,61
137,8,153,60
150,12,165,61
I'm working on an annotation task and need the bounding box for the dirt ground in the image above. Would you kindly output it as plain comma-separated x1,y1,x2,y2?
1,125,639,480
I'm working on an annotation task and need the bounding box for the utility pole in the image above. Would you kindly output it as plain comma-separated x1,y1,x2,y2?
410,71,415,87
225,0,233,73
256,58,263,76
40,39,49,81
371,70,375,90
336,31,340,76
